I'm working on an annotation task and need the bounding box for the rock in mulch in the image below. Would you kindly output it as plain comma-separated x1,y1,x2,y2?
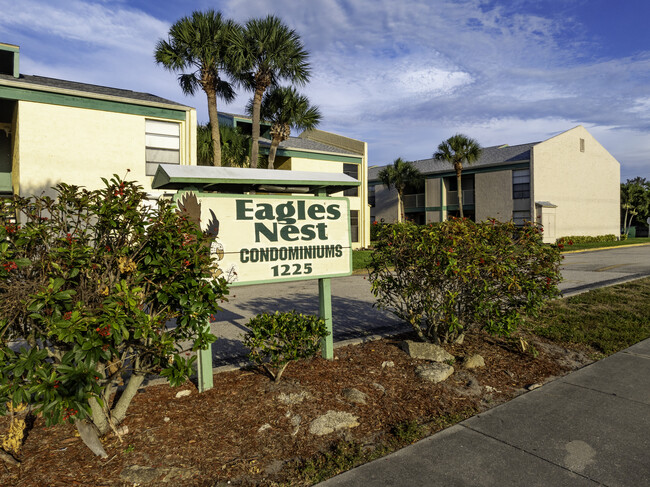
175,390,191,399
309,411,359,436
400,340,454,362
463,354,485,369
381,360,395,368
342,388,368,405
415,363,454,383
371,382,386,394
277,391,312,405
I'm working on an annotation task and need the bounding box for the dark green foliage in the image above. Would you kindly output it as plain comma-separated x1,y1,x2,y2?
556,234,617,245
0,177,228,431
243,311,328,381
369,219,562,344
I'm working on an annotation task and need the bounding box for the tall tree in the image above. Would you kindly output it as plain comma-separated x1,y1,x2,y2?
197,123,250,167
378,158,422,223
433,134,482,218
155,10,239,167
247,86,321,169
232,15,310,168
621,177,650,236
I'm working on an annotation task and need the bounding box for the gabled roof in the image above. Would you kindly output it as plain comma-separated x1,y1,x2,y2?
368,142,538,181
0,73,187,108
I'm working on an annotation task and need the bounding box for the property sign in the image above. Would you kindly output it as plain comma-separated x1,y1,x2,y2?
175,192,352,286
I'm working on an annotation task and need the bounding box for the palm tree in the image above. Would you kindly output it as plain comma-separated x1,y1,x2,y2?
621,177,650,237
232,15,310,168
247,86,321,169
154,10,239,167
378,158,422,223
433,134,482,218
197,123,250,167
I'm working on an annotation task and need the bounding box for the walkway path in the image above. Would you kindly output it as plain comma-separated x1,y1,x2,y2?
317,337,650,486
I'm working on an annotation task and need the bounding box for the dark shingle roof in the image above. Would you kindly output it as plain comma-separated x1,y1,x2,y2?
368,142,538,181
259,136,359,156
0,73,186,107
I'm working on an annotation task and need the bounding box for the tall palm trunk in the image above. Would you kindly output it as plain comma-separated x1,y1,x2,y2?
205,88,222,167
250,86,265,168
455,166,464,218
268,137,281,169
397,191,405,222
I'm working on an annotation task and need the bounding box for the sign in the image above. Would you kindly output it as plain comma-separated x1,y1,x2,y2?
175,192,352,285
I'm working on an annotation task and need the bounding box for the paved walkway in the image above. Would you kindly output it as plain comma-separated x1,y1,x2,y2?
318,338,650,486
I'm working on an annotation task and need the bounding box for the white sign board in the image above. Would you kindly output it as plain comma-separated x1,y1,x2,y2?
176,192,352,286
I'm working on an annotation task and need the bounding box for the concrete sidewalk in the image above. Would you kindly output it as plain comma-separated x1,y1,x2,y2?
318,338,650,486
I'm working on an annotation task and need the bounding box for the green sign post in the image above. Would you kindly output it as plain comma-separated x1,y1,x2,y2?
152,165,359,392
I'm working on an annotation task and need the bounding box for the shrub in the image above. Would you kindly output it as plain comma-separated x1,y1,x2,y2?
369,218,562,344
243,311,329,381
556,235,617,244
0,176,228,456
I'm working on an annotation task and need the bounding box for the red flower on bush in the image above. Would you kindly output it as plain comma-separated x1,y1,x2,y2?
3,261,17,272
63,312,72,320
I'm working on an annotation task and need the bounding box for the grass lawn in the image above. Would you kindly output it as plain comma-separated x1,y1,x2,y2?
564,237,650,251
352,249,373,270
528,276,650,357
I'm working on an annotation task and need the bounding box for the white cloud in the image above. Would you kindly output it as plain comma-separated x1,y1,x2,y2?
1,0,649,180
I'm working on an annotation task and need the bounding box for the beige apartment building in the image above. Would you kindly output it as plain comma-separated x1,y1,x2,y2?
0,43,197,197
369,126,620,243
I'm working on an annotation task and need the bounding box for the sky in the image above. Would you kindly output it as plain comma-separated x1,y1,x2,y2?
1,0,649,181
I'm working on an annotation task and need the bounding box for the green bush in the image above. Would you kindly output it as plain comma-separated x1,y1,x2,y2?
556,234,617,244
243,311,328,381
369,218,562,344
0,176,228,455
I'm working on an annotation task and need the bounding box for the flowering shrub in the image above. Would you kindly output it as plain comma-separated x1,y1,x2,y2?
369,218,562,344
243,311,328,381
0,176,228,456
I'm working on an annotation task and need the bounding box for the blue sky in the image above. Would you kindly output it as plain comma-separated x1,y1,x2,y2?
1,0,649,181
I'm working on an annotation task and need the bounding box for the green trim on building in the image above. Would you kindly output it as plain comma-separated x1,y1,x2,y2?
0,85,187,120
270,148,362,164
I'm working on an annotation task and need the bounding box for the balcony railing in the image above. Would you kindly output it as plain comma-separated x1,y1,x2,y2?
446,190,474,206
403,193,425,209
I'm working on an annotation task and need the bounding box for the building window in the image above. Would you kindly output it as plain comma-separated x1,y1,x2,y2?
368,185,376,206
350,210,359,243
343,163,359,197
512,169,530,199
513,210,530,226
580,138,585,152
146,119,180,176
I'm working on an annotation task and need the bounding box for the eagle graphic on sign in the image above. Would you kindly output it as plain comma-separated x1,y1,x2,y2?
175,193,236,281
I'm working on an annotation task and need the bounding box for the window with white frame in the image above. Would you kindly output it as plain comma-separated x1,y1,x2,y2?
145,119,180,176
512,169,530,199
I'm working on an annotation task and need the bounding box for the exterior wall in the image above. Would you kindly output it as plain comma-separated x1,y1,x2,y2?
372,184,399,223
15,100,195,196
425,178,442,223
532,126,620,242
474,170,513,222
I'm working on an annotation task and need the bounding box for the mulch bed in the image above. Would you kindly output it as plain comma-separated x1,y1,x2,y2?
0,331,591,486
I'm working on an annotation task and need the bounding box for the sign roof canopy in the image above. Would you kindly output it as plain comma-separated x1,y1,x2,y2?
152,164,360,195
